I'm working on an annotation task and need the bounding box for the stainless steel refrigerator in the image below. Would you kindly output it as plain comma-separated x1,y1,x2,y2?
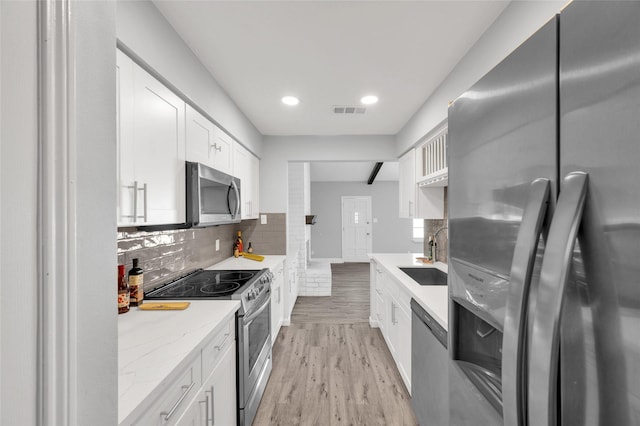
448,2,640,425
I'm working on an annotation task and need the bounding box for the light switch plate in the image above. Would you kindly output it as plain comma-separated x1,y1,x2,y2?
261,214,267,225
215,239,220,251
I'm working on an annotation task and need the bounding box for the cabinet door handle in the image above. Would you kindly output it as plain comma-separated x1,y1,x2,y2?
140,183,148,222
391,302,397,325
122,180,139,222
214,333,230,352
132,180,138,222
205,386,215,425
161,381,195,421
210,142,222,152
278,286,281,304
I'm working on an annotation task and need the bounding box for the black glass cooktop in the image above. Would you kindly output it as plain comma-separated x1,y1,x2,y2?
145,269,260,299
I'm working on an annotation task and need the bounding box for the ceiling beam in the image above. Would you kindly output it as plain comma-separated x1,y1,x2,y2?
367,162,384,185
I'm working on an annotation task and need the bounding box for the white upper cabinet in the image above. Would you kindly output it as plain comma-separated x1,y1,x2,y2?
233,143,259,219
399,149,416,218
117,51,186,227
185,105,234,175
117,50,136,226
416,127,448,186
399,127,447,220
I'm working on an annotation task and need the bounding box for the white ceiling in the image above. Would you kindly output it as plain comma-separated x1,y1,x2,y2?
153,0,510,137
310,161,398,182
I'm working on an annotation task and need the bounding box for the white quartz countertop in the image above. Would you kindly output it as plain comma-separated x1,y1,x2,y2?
118,300,240,425
206,254,286,271
369,253,449,330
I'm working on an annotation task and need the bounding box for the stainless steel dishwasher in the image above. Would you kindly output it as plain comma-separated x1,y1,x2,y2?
411,298,448,426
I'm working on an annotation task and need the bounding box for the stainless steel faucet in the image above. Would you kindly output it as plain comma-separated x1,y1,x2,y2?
432,226,448,263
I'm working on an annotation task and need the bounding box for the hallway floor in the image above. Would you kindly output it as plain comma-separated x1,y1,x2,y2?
253,263,417,426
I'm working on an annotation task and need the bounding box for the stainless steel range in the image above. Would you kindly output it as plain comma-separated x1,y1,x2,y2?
146,268,273,426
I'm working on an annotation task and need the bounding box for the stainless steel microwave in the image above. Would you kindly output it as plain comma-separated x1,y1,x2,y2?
186,162,241,227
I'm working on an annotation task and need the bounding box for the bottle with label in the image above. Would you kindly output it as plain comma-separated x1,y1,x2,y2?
118,264,130,314
235,230,244,253
233,241,240,258
247,242,253,253
128,258,144,307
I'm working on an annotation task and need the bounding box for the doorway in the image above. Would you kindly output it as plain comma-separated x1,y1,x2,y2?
341,196,372,261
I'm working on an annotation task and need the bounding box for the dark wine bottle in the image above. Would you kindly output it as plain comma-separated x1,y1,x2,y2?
118,264,130,314
128,258,144,307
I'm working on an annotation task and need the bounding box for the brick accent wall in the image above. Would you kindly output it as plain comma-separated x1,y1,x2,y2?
287,163,308,295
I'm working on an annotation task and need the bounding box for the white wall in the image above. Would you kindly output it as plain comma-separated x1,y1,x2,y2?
1,2,118,424
1,2,38,424
310,181,422,258
74,2,119,423
261,135,396,212
116,0,263,155
396,0,568,154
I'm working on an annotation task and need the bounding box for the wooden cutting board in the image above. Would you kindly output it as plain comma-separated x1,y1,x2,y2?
138,302,190,311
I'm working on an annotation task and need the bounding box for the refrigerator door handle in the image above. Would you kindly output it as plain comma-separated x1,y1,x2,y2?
502,178,551,426
528,172,588,426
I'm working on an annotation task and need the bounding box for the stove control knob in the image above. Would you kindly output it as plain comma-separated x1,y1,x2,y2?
247,290,255,300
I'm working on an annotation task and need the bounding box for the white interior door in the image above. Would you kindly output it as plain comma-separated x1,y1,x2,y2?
341,196,373,261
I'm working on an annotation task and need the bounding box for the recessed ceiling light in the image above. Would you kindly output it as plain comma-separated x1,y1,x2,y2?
281,96,300,106
360,95,378,105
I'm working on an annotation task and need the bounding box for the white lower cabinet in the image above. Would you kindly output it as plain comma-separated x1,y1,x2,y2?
270,261,285,343
370,264,412,394
369,260,386,331
176,342,236,426
375,290,385,333
132,355,201,426
389,295,412,391
127,317,236,426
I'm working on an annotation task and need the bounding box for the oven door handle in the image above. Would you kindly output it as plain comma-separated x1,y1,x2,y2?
243,296,270,323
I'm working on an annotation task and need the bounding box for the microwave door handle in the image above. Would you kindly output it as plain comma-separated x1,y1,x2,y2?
528,172,588,426
502,178,550,426
230,180,240,217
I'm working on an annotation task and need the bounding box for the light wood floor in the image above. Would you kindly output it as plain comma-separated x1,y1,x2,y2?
253,263,418,426
291,263,371,324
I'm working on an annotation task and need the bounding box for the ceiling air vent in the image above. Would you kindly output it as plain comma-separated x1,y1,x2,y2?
333,105,366,114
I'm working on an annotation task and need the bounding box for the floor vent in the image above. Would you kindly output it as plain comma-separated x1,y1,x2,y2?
333,106,366,114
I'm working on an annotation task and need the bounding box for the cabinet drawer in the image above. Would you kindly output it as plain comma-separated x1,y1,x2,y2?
132,354,201,426
272,262,284,277
395,284,412,315
386,276,400,301
201,317,235,380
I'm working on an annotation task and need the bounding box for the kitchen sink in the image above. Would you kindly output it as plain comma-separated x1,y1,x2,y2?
399,267,447,286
